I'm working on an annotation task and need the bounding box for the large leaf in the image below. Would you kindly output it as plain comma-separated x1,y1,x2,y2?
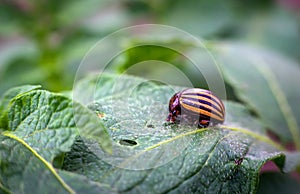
0,136,74,194
0,87,111,162
0,136,116,194
63,73,299,193
213,42,300,148
241,7,300,60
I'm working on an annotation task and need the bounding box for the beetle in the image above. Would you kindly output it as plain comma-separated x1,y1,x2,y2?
166,88,225,128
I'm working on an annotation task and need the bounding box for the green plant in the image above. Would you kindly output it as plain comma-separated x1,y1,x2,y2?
1,71,300,193
1,1,300,193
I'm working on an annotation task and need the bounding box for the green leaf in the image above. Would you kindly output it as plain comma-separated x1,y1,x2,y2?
0,182,10,194
2,90,77,162
242,7,300,60
63,129,287,193
0,85,41,130
57,170,117,194
281,152,300,173
0,136,74,194
1,89,111,161
63,73,297,193
224,101,265,134
73,101,112,154
0,85,41,111
108,38,209,89
162,1,234,37
73,73,148,105
0,136,115,194
257,172,300,194
214,42,300,148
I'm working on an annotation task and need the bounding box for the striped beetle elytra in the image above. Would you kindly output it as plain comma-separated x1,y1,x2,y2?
167,88,225,128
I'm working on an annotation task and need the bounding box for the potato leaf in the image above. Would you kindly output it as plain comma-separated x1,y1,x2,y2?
214,42,300,148
62,73,299,193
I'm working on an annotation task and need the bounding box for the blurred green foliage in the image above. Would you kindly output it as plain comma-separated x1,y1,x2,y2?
0,0,299,95
1,1,300,192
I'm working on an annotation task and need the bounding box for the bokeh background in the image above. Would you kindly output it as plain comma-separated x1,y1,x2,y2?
1,1,300,193
0,0,299,95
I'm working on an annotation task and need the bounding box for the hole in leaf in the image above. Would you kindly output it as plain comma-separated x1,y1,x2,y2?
119,139,137,146
147,124,154,128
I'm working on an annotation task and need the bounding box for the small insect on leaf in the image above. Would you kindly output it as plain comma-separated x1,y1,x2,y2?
167,88,225,128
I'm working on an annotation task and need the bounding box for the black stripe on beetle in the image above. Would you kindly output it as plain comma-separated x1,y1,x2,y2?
181,91,225,113
181,98,224,119
167,88,225,128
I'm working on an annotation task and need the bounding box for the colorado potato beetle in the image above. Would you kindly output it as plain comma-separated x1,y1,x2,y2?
167,88,225,128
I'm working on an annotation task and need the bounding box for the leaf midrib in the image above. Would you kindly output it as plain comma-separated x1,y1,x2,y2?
145,126,284,152
2,131,75,194
98,125,283,192
252,60,300,149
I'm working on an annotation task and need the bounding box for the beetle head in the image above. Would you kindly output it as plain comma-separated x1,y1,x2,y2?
167,92,181,122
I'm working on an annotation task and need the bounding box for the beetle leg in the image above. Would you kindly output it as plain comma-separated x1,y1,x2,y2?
198,120,210,128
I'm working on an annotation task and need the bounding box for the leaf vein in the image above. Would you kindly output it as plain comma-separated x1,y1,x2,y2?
2,131,75,194
162,132,230,193
253,60,300,149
